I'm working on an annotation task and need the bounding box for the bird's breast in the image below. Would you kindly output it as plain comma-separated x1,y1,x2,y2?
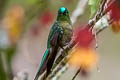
60,23,73,46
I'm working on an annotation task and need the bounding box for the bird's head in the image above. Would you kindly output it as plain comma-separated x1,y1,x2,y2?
57,7,71,23
58,7,69,15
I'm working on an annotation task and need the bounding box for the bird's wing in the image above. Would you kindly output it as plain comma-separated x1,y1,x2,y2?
46,22,63,76
39,22,62,70
47,22,63,48
34,31,61,80
39,31,60,74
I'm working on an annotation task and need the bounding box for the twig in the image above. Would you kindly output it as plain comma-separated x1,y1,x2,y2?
96,18,113,35
88,0,107,28
72,68,81,80
51,42,75,70
49,59,69,80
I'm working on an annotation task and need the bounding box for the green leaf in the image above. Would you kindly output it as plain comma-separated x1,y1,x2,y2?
88,0,100,18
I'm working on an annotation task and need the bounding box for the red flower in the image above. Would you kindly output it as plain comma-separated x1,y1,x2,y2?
40,11,54,25
74,27,94,48
107,0,120,21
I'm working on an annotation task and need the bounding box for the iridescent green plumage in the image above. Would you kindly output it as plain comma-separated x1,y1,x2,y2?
34,7,72,80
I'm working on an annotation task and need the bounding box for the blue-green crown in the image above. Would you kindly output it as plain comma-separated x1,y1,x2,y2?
60,7,66,13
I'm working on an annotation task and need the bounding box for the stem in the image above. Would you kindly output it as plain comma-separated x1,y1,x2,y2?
72,68,81,80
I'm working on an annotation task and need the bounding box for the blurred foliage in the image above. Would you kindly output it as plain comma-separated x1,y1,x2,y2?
0,0,47,80
88,0,100,18
0,53,7,80
0,0,8,18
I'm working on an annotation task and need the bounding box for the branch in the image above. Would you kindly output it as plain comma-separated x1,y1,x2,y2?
88,0,107,27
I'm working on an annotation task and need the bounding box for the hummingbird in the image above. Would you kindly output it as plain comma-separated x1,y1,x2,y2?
34,7,73,80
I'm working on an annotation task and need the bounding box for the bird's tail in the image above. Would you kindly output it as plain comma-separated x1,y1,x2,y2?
34,49,50,80
46,47,59,77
